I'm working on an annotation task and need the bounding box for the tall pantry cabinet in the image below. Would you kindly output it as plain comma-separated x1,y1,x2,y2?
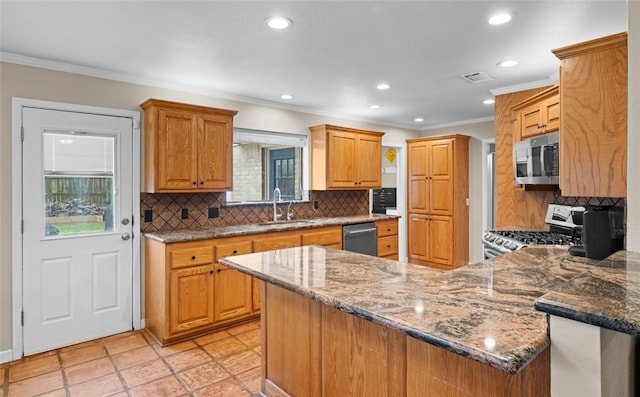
407,135,470,269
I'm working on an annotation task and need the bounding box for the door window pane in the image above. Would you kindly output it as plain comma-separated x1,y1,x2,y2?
43,132,115,236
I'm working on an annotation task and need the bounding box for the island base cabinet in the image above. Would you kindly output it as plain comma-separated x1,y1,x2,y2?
262,283,550,397
263,283,322,397
406,338,550,397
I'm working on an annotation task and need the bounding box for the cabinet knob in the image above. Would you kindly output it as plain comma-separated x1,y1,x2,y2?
233,250,237,254
387,244,391,248
191,255,196,260
200,181,204,185
192,181,197,185
209,270,214,275
387,228,391,232
217,268,222,273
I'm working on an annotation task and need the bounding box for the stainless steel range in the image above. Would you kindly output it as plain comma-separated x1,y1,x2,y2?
482,204,583,259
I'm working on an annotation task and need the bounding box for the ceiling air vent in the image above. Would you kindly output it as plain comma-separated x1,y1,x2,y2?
460,72,494,84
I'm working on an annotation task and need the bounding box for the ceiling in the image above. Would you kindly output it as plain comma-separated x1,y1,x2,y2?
0,1,628,130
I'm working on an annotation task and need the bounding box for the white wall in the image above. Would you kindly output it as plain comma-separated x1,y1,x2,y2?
0,62,419,353
420,120,495,263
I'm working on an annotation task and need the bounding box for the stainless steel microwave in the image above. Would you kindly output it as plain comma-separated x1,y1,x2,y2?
513,132,559,184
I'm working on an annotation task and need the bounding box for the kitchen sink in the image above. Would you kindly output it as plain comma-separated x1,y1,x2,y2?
257,219,318,226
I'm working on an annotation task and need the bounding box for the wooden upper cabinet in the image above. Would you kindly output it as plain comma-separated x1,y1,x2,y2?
407,138,454,215
552,33,627,198
310,124,384,190
406,135,469,269
141,99,237,193
513,85,559,140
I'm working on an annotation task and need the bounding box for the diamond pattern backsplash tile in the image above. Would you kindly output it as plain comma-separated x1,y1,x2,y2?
140,190,370,233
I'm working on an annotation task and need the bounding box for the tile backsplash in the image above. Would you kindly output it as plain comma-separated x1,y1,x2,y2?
140,190,369,233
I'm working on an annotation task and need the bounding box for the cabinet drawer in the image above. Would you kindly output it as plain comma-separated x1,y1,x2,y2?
170,246,213,269
377,236,398,257
301,226,342,247
253,234,301,252
376,219,398,237
215,240,253,262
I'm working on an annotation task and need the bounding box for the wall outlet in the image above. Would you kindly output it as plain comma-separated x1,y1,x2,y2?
313,200,319,210
181,208,188,219
208,207,219,218
144,209,153,222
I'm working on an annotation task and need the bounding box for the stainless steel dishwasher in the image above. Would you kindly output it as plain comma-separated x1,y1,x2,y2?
342,222,377,256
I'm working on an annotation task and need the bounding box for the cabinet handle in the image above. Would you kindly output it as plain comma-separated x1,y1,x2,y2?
200,181,204,185
209,270,214,275
387,228,391,232
192,181,197,185
217,268,222,273
387,244,391,248
191,255,196,260
232,250,237,254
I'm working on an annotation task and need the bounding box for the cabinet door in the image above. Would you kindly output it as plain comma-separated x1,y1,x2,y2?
408,214,430,264
429,215,453,267
408,142,430,213
252,278,261,313
326,130,358,188
429,140,453,215
520,104,544,138
357,134,382,188
169,264,214,335
198,114,233,190
214,239,254,319
213,264,252,322
542,94,560,133
158,109,199,190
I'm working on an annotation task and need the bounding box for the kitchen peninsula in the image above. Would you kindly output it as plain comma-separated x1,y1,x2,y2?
221,245,603,397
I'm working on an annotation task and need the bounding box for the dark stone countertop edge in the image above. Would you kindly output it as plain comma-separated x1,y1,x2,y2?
143,214,400,243
220,255,543,374
534,297,640,337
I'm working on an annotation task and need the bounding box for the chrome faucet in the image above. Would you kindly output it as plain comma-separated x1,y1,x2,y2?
273,187,282,221
287,201,294,221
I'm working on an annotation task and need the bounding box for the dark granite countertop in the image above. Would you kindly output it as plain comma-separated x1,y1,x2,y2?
143,214,399,243
220,244,601,374
534,250,640,336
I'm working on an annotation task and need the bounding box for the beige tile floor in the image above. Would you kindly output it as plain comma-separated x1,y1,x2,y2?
0,320,262,397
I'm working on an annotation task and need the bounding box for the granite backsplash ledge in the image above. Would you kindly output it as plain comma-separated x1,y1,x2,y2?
140,190,369,233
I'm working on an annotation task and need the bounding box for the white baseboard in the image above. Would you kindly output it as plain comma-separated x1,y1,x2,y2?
139,319,145,330
0,349,14,364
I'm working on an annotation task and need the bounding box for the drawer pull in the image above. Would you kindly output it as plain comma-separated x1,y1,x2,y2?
191,255,196,260
387,244,391,248
233,250,237,254
209,270,214,275
217,268,222,273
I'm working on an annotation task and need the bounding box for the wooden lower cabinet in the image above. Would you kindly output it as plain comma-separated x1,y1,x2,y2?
169,264,215,335
214,238,253,323
408,213,453,269
145,223,384,345
262,283,550,397
376,219,399,259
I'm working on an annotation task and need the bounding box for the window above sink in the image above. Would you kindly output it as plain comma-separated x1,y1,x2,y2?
227,128,309,204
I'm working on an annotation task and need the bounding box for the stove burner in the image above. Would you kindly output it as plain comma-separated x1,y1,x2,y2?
482,229,582,258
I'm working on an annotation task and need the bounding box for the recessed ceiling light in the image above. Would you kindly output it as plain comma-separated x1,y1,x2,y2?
265,16,293,30
376,83,391,90
488,13,512,25
414,117,424,122
369,104,381,109
497,60,518,68
280,94,293,100
483,99,495,105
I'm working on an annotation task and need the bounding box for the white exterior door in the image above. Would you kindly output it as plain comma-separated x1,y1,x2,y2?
21,107,134,355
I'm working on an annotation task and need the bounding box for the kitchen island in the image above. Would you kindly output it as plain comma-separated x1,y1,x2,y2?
220,245,598,397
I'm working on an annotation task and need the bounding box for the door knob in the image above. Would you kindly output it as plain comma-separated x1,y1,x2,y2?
121,218,130,225
121,233,131,241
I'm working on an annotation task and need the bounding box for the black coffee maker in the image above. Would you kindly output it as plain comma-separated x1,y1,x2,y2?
568,206,625,260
